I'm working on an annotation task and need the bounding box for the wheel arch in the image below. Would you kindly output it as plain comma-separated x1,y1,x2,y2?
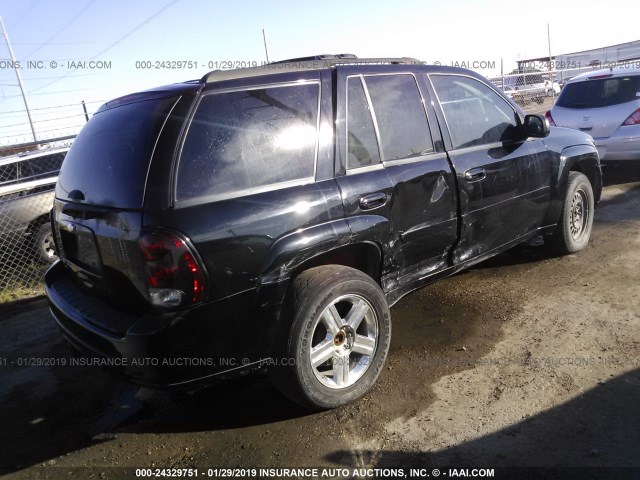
567,153,602,204
545,145,602,227
288,241,383,286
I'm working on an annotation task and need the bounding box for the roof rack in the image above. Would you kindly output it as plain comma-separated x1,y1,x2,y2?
201,55,425,84
268,53,358,64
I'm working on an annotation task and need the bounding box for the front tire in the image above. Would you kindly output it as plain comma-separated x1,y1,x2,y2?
546,171,594,254
271,265,391,410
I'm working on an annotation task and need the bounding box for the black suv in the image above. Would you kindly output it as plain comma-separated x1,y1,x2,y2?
45,55,601,409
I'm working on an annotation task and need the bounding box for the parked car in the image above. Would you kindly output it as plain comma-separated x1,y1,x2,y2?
547,67,640,161
45,55,602,409
0,148,67,264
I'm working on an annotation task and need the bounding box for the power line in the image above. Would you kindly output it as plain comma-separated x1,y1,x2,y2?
11,41,102,46
0,99,106,115
4,83,141,98
21,72,105,81
0,112,88,129
30,0,180,94
0,100,106,119
0,124,85,139
6,0,40,31
22,0,98,61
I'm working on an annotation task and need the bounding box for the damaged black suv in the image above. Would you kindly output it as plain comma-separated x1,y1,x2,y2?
46,55,601,409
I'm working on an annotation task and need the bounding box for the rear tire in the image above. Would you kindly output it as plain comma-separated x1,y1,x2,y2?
270,265,391,410
34,224,58,264
545,171,594,254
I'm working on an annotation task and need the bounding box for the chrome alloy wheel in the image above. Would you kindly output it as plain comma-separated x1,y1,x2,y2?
41,232,56,258
309,294,378,389
570,188,589,240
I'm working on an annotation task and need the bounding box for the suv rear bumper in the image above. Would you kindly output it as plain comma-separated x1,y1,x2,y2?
45,261,284,389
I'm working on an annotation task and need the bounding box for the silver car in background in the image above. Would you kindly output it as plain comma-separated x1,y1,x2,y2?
547,68,640,161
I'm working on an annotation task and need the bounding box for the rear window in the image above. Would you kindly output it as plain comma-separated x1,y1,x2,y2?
56,96,177,208
556,75,640,109
177,83,319,202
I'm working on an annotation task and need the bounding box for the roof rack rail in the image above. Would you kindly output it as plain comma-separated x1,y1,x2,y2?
268,53,358,64
201,56,425,84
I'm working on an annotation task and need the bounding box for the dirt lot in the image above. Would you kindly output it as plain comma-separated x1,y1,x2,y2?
1,165,639,479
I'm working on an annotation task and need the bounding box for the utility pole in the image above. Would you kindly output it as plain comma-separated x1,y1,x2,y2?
547,23,552,69
81,100,89,122
0,16,37,142
262,28,270,63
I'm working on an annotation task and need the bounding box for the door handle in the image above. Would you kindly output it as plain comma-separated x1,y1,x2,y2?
359,192,387,210
464,167,486,182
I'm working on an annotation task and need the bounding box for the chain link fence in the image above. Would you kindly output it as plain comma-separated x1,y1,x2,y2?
489,70,560,115
0,141,71,302
488,64,619,115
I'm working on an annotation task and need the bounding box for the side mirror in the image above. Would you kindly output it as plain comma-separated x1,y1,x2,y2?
523,114,550,138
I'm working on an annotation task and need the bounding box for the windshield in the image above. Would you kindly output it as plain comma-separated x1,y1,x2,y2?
56,96,178,208
556,75,640,109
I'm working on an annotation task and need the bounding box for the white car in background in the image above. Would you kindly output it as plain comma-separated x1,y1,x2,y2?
544,79,561,96
547,68,640,161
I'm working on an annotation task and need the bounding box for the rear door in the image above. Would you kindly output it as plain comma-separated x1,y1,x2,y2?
334,67,458,294
426,73,554,264
163,71,345,303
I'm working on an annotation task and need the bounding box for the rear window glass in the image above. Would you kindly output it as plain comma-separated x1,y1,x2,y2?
56,96,177,208
557,75,640,109
347,77,381,169
364,74,433,161
177,83,319,201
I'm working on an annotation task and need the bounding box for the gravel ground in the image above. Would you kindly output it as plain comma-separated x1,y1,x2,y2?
1,164,639,479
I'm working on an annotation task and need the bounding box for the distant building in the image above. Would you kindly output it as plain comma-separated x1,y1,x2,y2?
517,39,640,82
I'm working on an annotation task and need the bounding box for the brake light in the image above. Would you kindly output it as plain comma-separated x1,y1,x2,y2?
588,74,613,80
622,108,640,126
545,110,556,126
139,230,207,307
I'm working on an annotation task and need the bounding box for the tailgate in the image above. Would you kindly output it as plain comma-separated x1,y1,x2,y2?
52,199,149,312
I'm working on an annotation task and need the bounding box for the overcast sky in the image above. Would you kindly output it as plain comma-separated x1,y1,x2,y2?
1,0,639,143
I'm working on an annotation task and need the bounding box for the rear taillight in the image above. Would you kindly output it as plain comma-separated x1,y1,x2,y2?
545,110,556,126
622,108,640,126
139,230,206,307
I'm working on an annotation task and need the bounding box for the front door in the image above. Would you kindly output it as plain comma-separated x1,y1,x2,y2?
427,73,554,264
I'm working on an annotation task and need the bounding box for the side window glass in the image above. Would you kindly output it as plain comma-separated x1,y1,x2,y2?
430,75,518,149
364,74,433,161
28,154,65,178
177,83,319,201
346,77,381,169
